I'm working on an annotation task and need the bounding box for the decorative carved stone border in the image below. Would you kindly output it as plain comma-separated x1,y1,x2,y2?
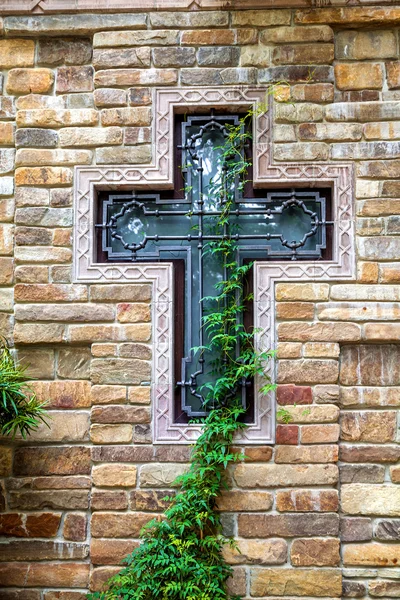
0,0,395,14
74,86,355,444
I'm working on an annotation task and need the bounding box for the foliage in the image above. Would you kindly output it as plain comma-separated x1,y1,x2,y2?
88,107,274,600
0,339,48,438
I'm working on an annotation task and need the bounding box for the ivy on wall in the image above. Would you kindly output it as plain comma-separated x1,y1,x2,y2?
88,109,274,600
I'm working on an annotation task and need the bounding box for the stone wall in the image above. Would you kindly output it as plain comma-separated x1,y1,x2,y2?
0,5,399,599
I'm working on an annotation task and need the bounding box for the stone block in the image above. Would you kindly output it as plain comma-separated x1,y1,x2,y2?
276,424,299,445
232,10,291,26
341,445,400,464
94,88,127,107
8,490,89,511
298,122,362,141
341,411,396,443
217,491,273,512
369,581,400,597
129,87,151,106
340,464,385,484
275,103,324,124
17,348,54,379
59,126,122,147
152,47,196,67
91,284,151,302
359,237,400,261
0,39,34,68
30,380,91,409
7,68,54,95
150,11,228,28
301,424,340,444
336,30,397,60
232,463,338,488
5,14,147,35
91,538,137,565
0,447,12,477
15,284,87,302
128,387,150,404
91,490,128,511
0,122,15,146
92,464,137,487
181,29,234,45
17,411,89,443
91,385,126,405
0,512,61,538
124,127,151,145
0,223,14,255
101,107,151,127
277,359,339,384
0,540,88,561
277,404,339,423
91,511,156,538
326,101,400,122
275,444,338,464
295,7,400,25
138,462,188,488
303,342,340,358
278,322,360,342
223,539,287,565
260,65,333,84
57,348,91,379
16,148,91,167
90,424,132,444
391,466,400,483
181,68,223,86
342,484,400,516
276,282,329,301
14,323,65,344
250,567,342,597
94,68,177,87
37,38,92,65
90,358,150,385
273,43,334,65
15,188,49,207
276,302,315,320
14,446,91,476
91,445,153,463
291,538,340,566
96,145,151,165
130,490,172,511
241,45,270,67
91,405,150,424
56,66,94,93
344,543,400,567
64,513,87,541
0,256,13,284
93,47,150,69
197,46,240,67
375,519,400,541
15,128,58,149
341,517,373,542
93,29,178,47
17,108,98,129
262,25,333,44
15,167,72,187
276,489,338,513
340,344,400,385
387,61,400,90
275,142,329,161
276,343,302,359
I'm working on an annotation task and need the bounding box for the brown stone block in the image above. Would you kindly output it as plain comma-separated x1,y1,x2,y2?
340,344,400,386
276,282,329,301
358,261,379,283
8,490,89,511
0,39,35,68
341,411,396,443
344,542,400,567
91,445,153,463
181,29,234,45
91,405,150,424
369,580,400,597
90,424,133,444
92,463,137,487
250,567,341,597
100,106,151,127
14,322,65,344
91,511,156,538
91,385,126,405
91,343,117,358
276,489,338,513
277,359,339,384
128,386,150,405
0,122,15,146
273,43,334,65
336,30,397,60
0,563,30,586
340,464,385,484
15,167,72,187
375,519,400,541
90,284,151,302
94,47,151,69
340,517,372,542
0,447,12,477
336,63,383,90
223,539,287,565
217,491,273,512
15,266,48,284
232,10,290,26
14,446,91,476
232,463,338,488
91,538,138,565
276,424,298,445
0,540,88,562
340,445,400,464
153,446,191,463
63,513,87,541
276,342,302,359
32,476,91,490
57,348,91,379
44,593,87,600
277,384,312,405
301,424,340,444
0,512,61,538
387,61,400,90
130,490,172,511
37,38,92,66
275,444,338,464
119,343,151,360
390,465,400,483
262,25,333,44
277,404,339,424
17,348,54,379
16,108,98,129
239,513,338,538
295,7,400,25
1,591,41,600
0,257,13,285
291,82,334,103
56,66,94,93
291,538,340,566
91,489,128,511
30,380,91,409
90,566,121,592
94,88,127,108
116,302,150,323
26,562,89,587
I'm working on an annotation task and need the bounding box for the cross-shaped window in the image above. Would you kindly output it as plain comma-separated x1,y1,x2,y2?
97,112,333,423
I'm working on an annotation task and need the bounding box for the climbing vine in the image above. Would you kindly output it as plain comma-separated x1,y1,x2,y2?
88,107,275,600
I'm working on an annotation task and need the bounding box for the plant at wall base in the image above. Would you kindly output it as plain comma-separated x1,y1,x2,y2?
87,108,274,600
0,339,49,438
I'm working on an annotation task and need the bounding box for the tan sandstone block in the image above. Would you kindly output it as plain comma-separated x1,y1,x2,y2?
232,463,338,488
276,489,339,512
218,491,273,512
278,322,360,342
341,411,396,443
277,359,339,384
14,323,65,344
128,386,151,404
335,63,383,90
91,512,155,538
232,10,291,26
291,538,340,566
17,109,98,129
344,543,400,567
275,444,338,464
277,404,339,423
223,539,287,565
7,69,54,95
250,567,342,597
303,342,340,358
101,107,151,127
15,167,72,187
301,424,340,444
276,283,329,301
342,484,400,516
276,302,315,320
276,342,302,359
0,447,12,476
90,424,132,444
140,463,189,488
91,385,126,405
92,464,137,487
0,39,35,68
19,411,89,443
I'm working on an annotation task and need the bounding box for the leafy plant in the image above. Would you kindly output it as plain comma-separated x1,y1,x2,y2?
88,107,274,600
0,339,48,438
